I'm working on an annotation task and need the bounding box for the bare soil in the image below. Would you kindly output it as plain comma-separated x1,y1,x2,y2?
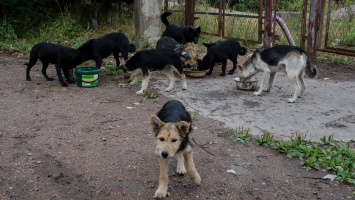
0,53,354,200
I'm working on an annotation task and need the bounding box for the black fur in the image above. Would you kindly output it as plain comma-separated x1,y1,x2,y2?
25,42,84,87
125,48,184,76
161,12,201,44
78,32,136,69
198,39,247,76
202,40,223,50
156,100,192,151
156,36,191,60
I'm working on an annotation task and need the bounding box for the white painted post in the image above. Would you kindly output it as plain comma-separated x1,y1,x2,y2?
134,0,163,47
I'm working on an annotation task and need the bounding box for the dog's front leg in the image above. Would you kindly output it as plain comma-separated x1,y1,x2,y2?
220,61,227,76
184,152,201,185
228,61,237,75
56,65,68,87
137,72,150,94
253,71,270,96
176,152,186,175
154,158,170,199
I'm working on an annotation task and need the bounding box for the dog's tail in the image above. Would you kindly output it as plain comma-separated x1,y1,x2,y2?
161,12,172,26
238,46,248,56
305,58,318,79
128,44,136,52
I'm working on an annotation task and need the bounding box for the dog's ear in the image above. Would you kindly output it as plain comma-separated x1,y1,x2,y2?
196,27,201,33
176,121,190,137
150,115,164,136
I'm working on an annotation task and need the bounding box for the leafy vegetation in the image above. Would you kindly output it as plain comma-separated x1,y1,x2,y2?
142,91,158,99
256,133,355,184
233,127,252,144
191,112,198,121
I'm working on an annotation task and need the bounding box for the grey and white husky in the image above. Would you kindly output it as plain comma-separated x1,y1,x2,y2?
237,45,318,103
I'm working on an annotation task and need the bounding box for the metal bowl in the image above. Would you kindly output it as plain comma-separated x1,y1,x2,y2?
183,68,206,78
235,77,258,91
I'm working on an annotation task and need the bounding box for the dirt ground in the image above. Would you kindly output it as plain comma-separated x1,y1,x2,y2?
0,53,354,200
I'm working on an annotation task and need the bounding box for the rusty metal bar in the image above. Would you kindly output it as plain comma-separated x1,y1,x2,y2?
300,0,308,48
264,0,273,48
324,0,332,49
185,0,195,26
164,0,168,12
258,0,263,44
307,0,319,58
318,48,355,56
316,0,326,49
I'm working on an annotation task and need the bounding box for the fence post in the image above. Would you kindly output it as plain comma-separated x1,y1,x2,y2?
185,0,195,26
264,0,273,48
134,0,162,46
307,0,325,58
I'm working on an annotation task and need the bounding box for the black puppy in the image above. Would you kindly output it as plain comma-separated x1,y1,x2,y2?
125,48,187,94
78,32,136,69
161,12,201,45
198,40,247,76
25,42,84,87
156,36,191,61
202,40,223,50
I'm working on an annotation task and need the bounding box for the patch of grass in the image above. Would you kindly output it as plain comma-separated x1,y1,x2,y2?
191,112,198,121
334,59,352,65
142,91,158,99
105,65,123,77
256,133,355,184
233,127,252,144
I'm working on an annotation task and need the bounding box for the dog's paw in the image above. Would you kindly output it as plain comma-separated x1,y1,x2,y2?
206,71,212,75
165,88,172,92
61,83,69,87
228,70,234,75
26,78,32,81
153,190,169,199
136,90,143,95
192,173,201,185
253,92,261,96
219,73,226,76
263,88,271,92
177,167,186,175
288,98,296,103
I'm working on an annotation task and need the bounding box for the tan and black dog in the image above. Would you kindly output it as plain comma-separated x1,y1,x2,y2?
150,100,201,199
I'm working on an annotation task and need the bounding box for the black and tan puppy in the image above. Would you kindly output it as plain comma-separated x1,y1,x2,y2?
150,100,201,199
25,42,84,87
161,12,201,45
198,39,247,76
156,36,191,61
78,32,136,69
125,48,187,94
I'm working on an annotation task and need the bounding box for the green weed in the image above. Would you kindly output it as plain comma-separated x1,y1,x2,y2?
191,112,198,121
256,133,355,184
142,91,158,99
105,65,123,77
233,127,252,144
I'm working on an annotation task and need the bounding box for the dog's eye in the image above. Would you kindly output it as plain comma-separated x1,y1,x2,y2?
171,138,177,143
159,137,165,142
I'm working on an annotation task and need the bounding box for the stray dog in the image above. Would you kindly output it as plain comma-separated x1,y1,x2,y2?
78,32,136,69
125,48,187,94
197,39,247,76
150,100,201,198
202,40,223,50
161,12,201,44
25,42,84,87
237,45,318,103
184,43,198,69
156,36,191,62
